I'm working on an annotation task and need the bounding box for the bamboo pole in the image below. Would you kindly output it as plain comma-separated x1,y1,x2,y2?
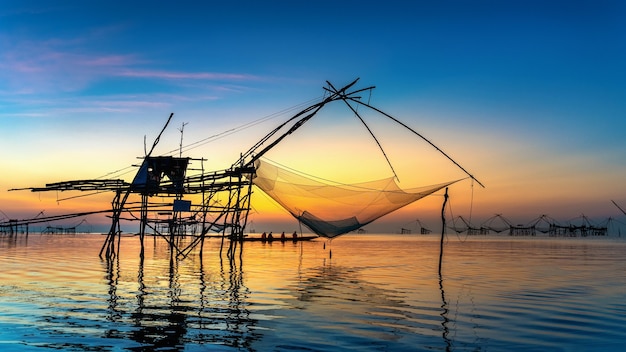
439,187,449,274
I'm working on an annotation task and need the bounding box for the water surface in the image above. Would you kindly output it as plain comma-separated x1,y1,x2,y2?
1,233,625,351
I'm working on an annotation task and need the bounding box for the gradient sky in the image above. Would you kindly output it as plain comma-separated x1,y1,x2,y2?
1,0,625,232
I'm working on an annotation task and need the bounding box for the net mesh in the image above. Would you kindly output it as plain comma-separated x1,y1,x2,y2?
252,159,457,238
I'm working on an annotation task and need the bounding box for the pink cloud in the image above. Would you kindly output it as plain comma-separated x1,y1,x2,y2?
81,55,140,67
1,43,258,93
116,69,258,81
0,29,262,99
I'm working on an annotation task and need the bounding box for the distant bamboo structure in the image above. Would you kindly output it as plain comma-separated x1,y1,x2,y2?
443,213,612,237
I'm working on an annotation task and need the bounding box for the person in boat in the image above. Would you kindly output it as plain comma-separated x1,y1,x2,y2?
261,232,266,240
267,232,273,240
292,231,298,239
280,232,285,241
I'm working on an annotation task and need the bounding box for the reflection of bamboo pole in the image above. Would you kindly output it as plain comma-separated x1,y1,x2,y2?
438,268,451,349
438,187,451,348
438,187,449,274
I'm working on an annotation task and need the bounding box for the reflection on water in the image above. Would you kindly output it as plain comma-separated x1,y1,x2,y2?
1,234,626,351
439,271,451,352
102,241,260,350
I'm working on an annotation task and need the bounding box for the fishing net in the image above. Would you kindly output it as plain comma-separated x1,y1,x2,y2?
252,159,457,238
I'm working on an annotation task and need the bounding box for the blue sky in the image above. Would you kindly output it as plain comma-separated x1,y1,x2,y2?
1,0,625,231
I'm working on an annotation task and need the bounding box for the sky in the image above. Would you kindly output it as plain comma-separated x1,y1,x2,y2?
1,0,625,233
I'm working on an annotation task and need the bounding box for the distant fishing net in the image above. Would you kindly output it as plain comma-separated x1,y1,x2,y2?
252,159,457,238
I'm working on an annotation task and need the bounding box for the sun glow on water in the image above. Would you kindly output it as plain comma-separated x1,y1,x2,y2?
1,234,626,350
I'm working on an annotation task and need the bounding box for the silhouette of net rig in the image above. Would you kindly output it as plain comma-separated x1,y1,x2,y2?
8,132,257,259
448,213,615,237
5,79,483,259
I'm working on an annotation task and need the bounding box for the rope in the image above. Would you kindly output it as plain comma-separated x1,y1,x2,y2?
87,96,322,189
347,97,485,188
96,165,135,180
468,179,474,223
447,193,469,243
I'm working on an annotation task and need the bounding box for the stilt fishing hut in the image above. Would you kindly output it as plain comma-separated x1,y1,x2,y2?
10,112,256,259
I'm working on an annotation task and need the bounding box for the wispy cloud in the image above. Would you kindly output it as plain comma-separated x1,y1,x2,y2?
0,28,265,121
0,29,261,96
0,40,140,92
81,55,138,67
0,91,222,119
116,69,258,81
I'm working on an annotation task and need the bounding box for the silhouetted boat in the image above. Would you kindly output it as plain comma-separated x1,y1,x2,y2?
241,234,318,242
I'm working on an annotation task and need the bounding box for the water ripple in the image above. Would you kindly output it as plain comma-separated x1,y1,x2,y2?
1,234,626,351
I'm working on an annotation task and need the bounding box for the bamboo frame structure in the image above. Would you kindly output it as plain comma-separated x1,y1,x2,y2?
5,79,486,259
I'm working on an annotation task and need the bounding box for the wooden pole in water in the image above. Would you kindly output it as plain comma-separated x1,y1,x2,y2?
139,194,147,259
439,187,449,274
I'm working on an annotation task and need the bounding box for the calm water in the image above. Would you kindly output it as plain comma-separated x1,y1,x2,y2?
1,233,625,351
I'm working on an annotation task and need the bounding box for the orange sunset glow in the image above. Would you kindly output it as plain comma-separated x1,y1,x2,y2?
1,1,625,236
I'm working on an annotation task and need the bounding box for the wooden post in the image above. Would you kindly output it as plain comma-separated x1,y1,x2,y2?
139,193,148,259
438,187,449,274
